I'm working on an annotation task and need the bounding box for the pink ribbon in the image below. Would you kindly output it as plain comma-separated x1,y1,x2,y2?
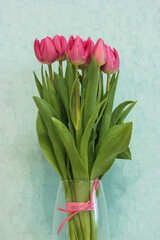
56,178,100,235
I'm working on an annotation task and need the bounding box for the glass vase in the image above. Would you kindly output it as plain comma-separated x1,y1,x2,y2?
52,180,110,240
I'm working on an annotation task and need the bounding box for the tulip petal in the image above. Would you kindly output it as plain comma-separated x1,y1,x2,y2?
34,39,43,63
113,48,120,72
101,46,120,74
67,35,74,52
83,40,89,62
86,37,94,65
40,37,57,64
106,46,115,73
68,35,85,65
53,35,63,59
61,36,68,54
53,35,67,61
93,38,107,66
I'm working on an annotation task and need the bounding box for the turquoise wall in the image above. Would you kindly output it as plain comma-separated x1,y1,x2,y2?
0,0,160,239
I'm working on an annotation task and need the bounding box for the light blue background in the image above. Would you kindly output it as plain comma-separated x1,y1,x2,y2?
0,0,160,239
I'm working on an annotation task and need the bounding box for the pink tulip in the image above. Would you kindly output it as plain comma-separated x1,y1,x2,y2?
67,35,88,65
93,38,107,66
34,37,57,64
53,35,67,61
101,46,120,74
83,37,94,66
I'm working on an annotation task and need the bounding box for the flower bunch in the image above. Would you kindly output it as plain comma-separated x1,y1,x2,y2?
34,35,119,89
33,35,136,181
33,35,136,240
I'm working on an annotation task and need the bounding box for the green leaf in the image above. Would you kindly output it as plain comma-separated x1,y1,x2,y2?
33,96,67,179
97,71,103,104
66,155,73,180
88,127,97,175
41,65,50,103
65,55,75,105
69,76,78,128
54,72,69,117
64,59,77,137
81,70,88,100
84,56,98,129
117,101,137,123
51,117,88,180
88,141,95,174
45,71,61,117
33,72,43,98
80,98,107,168
91,122,133,179
117,147,132,160
36,112,62,177
110,101,135,127
80,70,88,128
99,71,119,138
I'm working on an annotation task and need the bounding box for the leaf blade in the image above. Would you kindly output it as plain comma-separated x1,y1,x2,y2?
54,72,69,116
41,65,50,103
33,72,43,98
33,96,67,179
80,98,107,168
110,101,134,127
99,71,119,137
45,73,61,117
118,101,137,123
117,147,132,160
91,122,133,179
84,56,98,129
36,112,62,177
51,117,88,180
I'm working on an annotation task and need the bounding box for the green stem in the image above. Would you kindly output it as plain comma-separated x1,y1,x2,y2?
70,183,84,240
48,64,54,86
82,68,86,81
74,65,80,146
64,182,84,240
75,182,91,240
96,66,100,94
106,73,111,92
75,65,79,124
81,67,87,111
59,60,63,77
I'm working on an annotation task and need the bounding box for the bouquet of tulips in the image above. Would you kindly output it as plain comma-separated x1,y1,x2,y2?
33,35,136,239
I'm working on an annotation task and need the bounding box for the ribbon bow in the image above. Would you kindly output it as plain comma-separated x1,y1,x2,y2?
57,178,100,234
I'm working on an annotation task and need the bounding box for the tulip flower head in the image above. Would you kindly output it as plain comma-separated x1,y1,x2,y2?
53,35,67,61
93,38,107,66
67,35,88,65
101,46,120,74
34,37,57,64
83,37,94,66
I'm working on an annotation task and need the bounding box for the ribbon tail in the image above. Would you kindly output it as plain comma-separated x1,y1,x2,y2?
56,205,68,213
57,211,79,235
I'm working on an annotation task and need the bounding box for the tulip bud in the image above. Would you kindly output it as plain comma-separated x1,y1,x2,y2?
53,35,67,61
101,46,120,74
93,38,107,66
83,37,94,66
67,35,87,65
34,37,57,64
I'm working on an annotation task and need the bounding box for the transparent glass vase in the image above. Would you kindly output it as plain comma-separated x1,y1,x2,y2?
52,180,110,240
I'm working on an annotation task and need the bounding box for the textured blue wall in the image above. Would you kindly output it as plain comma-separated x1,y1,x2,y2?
0,0,160,239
